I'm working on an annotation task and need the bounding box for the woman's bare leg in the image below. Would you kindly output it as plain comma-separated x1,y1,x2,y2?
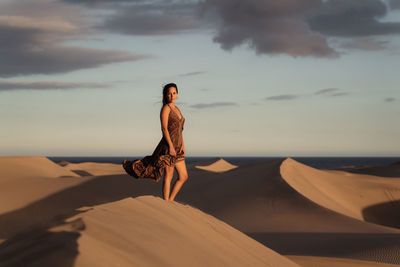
169,160,188,201
163,165,174,200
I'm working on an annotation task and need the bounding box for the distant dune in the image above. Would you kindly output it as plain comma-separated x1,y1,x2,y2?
1,156,400,266
281,158,400,225
194,158,237,172
0,156,79,179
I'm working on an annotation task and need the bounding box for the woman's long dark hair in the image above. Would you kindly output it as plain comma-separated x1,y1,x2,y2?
162,83,178,105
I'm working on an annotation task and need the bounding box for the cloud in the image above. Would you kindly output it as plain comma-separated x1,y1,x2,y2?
308,0,400,37
63,0,137,5
384,97,396,102
266,94,299,101
66,0,336,57
60,0,400,58
200,0,400,56
60,0,204,36
315,88,349,97
0,81,111,91
315,88,339,94
99,1,202,35
331,92,349,96
340,37,388,51
264,90,349,102
178,71,207,77
389,0,400,10
0,43,148,77
0,0,149,77
190,102,238,109
200,0,338,57
0,15,77,32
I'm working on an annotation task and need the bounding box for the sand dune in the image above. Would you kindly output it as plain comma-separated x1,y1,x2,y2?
178,158,400,265
0,156,82,214
68,196,299,266
194,158,237,173
0,156,79,179
281,158,400,226
181,158,400,233
1,156,400,266
0,196,299,267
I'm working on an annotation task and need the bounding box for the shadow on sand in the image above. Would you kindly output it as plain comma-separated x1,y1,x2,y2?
0,174,161,240
0,227,80,266
363,200,400,229
249,232,400,265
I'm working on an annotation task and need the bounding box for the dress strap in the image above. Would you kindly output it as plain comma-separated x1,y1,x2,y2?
167,104,183,119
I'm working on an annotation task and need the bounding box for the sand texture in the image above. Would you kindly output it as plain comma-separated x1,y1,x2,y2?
0,155,399,266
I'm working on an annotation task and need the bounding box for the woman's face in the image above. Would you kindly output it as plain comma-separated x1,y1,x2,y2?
167,86,178,103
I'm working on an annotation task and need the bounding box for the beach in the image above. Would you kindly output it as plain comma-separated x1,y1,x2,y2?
0,156,399,266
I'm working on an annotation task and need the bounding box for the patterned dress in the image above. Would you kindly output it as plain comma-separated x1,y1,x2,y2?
122,104,185,182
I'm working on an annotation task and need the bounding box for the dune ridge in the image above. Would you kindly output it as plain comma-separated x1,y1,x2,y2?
280,158,400,225
194,158,237,173
1,196,299,267
69,196,299,267
0,156,79,179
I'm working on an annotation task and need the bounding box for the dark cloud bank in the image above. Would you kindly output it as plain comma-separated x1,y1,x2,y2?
390,0,400,10
2,0,400,79
202,0,400,56
76,0,400,57
201,0,337,57
0,0,148,78
101,2,201,35
0,40,147,77
307,0,400,37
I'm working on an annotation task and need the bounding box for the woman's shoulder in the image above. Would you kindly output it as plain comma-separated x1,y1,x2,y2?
161,104,171,114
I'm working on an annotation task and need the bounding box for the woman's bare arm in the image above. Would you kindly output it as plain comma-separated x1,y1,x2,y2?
160,105,174,149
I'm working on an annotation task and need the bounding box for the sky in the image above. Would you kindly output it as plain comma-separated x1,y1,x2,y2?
1,0,399,157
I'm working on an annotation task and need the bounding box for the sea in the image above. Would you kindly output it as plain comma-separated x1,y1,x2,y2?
47,156,400,170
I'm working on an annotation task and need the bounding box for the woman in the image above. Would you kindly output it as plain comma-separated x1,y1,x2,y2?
122,83,188,201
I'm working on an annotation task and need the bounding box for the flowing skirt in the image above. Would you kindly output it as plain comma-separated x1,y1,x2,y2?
122,137,184,182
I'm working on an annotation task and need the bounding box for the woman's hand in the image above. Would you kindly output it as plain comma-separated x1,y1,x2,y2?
169,146,177,157
179,146,185,156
